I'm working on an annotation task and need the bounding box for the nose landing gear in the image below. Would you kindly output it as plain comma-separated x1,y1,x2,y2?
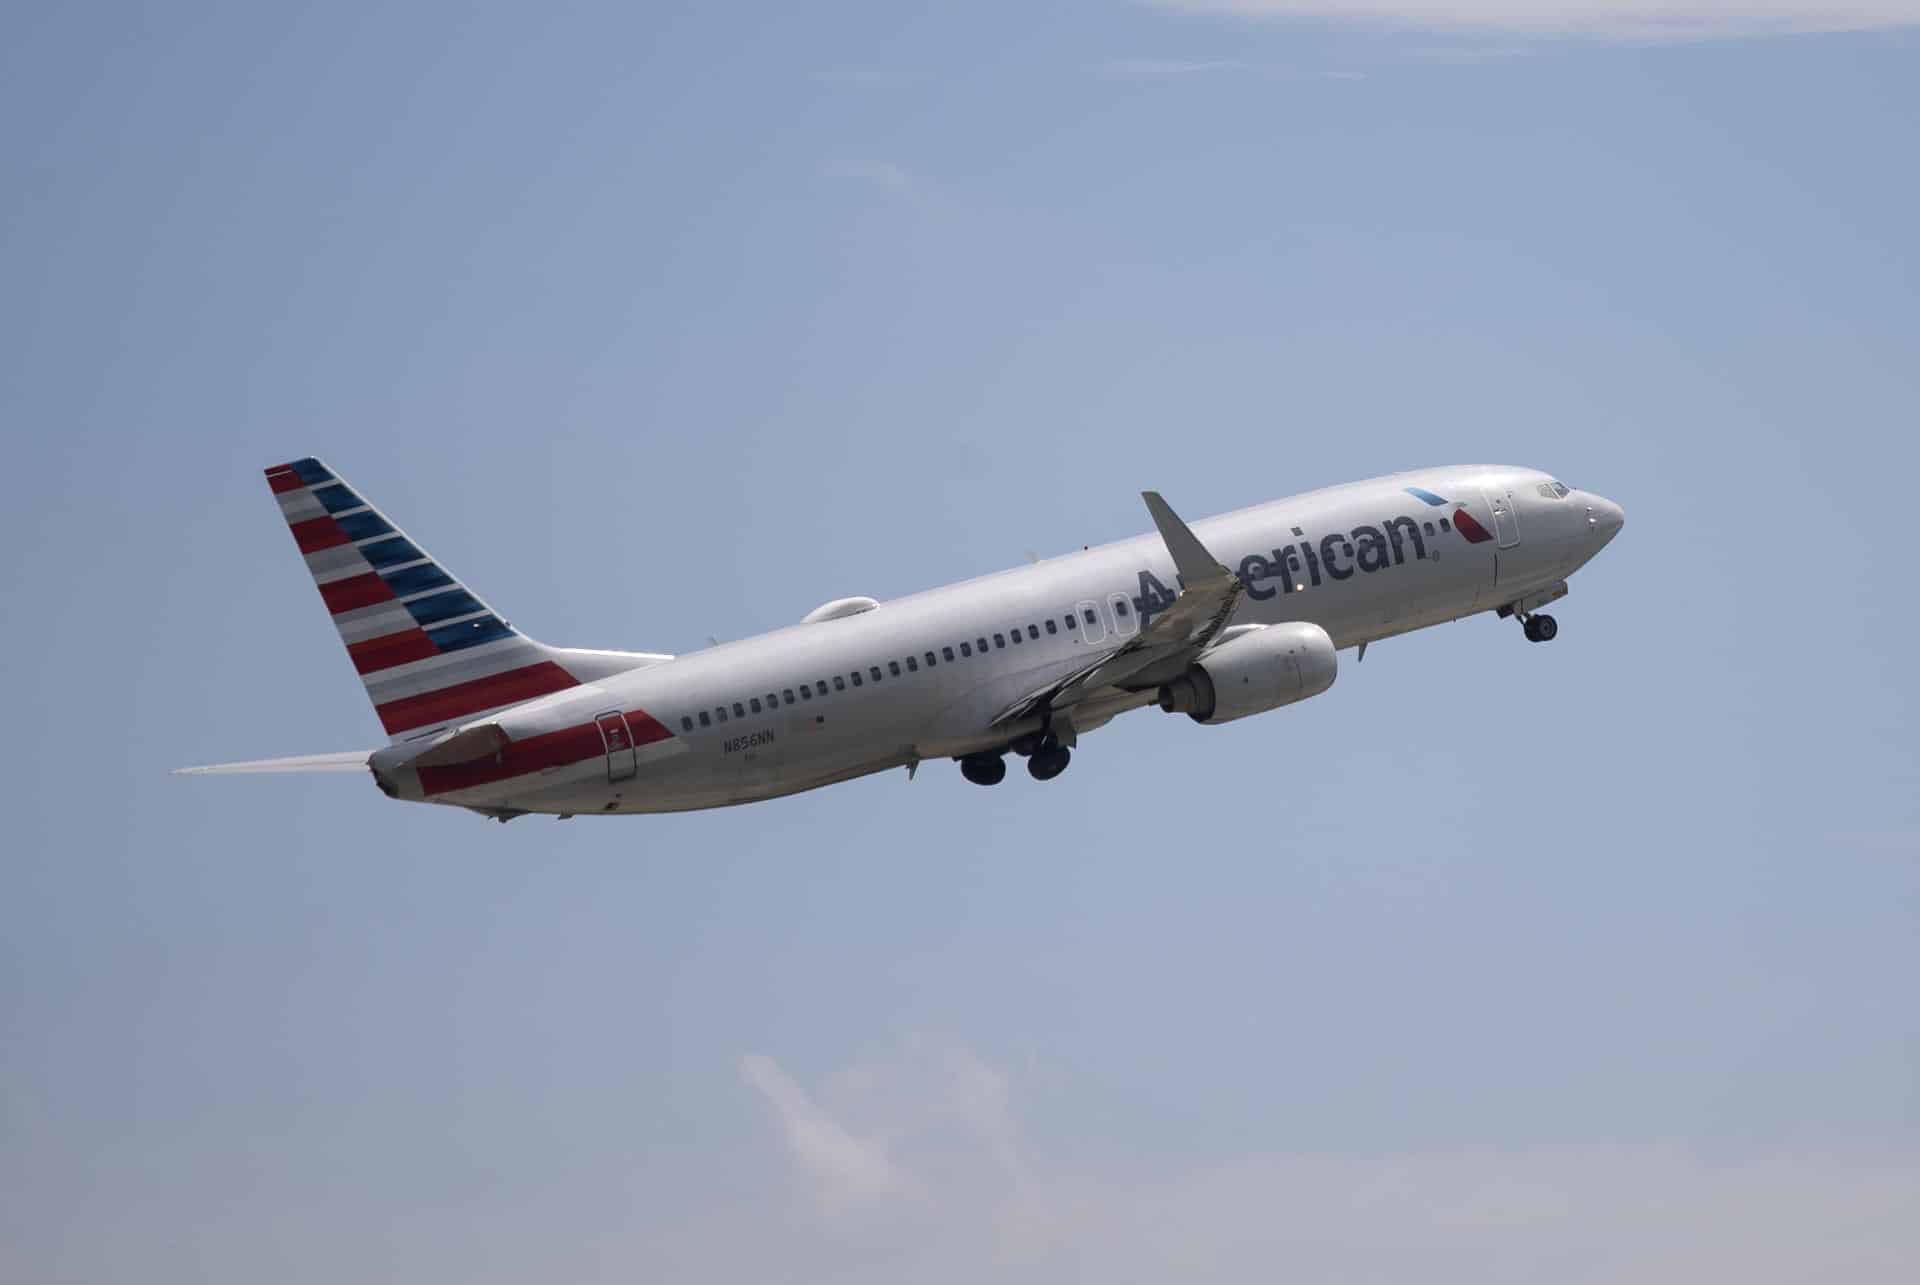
1499,581,1567,644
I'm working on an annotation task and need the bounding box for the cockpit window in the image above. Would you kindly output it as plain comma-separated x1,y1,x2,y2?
1538,481,1572,500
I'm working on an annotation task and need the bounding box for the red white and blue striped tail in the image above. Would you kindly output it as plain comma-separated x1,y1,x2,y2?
265,457,581,741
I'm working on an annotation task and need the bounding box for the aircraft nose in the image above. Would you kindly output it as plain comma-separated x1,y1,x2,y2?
1589,495,1625,543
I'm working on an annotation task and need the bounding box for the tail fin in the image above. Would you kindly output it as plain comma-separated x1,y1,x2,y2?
265,457,585,741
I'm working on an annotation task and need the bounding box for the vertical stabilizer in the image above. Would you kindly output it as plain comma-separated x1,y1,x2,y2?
265,457,582,741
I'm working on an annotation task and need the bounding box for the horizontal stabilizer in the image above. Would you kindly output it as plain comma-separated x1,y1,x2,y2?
174,750,372,775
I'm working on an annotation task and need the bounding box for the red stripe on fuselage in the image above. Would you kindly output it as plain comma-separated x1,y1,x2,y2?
266,467,306,494
348,628,440,674
624,711,675,747
1453,508,1493,544
416,708,674,796
375,660,579,735
417,721,603,795
319,571,395,614
290,515,349,553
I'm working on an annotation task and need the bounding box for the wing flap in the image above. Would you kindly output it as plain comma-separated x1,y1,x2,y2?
991,490,1244,727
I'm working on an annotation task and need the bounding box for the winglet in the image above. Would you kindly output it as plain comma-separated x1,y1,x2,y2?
1142,491,1230,584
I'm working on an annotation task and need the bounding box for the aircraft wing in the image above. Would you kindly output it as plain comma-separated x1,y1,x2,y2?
174,750,373,775
992,491,1243,726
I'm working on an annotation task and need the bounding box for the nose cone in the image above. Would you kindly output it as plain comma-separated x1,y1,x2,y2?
1590,495,1625,545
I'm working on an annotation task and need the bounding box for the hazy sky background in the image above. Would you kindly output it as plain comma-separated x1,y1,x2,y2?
5,3,1918,1281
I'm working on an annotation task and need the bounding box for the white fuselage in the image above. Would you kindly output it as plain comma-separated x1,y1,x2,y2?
372,466,1623,815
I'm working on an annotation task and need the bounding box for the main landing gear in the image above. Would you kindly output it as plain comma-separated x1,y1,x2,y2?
1522,612,1558,643
1027,741,1071,781
957,733,1073,785
960,753,1007,786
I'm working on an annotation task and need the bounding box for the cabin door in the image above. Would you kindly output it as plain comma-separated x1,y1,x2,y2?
594,710,638,783
1482,486,1521,549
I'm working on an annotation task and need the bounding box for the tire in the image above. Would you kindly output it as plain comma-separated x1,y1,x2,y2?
1027,746,1071,782
1533,613,1558,642
961,754,1007,786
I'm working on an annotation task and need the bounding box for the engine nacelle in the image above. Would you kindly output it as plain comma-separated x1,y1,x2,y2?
1156,622,1337,725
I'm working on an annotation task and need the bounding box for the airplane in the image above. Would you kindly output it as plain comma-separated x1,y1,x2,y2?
180,459,1624,819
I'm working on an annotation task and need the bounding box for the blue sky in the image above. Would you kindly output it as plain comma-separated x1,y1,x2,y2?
4,3,1918,1280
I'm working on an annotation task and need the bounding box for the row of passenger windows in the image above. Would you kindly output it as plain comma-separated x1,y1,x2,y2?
678,610,1102,731
677,507,1489,732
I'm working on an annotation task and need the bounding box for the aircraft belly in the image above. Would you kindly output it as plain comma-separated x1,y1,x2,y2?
913,654,1086,757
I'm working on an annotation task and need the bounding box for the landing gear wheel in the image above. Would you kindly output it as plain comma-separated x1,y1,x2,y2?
960,753,1007,786
1524,613,1558,643
1027,745,1071,782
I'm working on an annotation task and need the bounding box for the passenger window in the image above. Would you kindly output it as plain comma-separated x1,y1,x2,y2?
1008,627,1021,645
750,697,762,714
869,666,883,682
851,672,863,686
889,661,902,677
1440,517,1452,532
716,707,728,723
799,685,811,700
906,656,918,672
698,711,711,727
1027,625,1039,640
1064,615,1077,632
977,637,989,652
1045,619,1057,635
1423,521,1435,536
834,676,846,691
681,716,694,731
766,693,778,709
943,646,956,662
924,651,936,667
960,642,972,657
1083,608,1097,625
991,634,1003,649
733,702,745,718
1114,600,1129,618
816,681,828,696
783,688,796,704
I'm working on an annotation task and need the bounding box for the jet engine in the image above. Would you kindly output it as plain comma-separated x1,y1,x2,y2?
1156,622,1337,725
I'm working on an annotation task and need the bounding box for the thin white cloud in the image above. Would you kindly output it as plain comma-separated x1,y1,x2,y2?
734,1041,1920,1283
1400,42,1538,59
813,68,917,89
1097,56,1250,77
739,1053,914,1211
1145,1,1920,40
822,159,917,194
1832,828,1920,856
